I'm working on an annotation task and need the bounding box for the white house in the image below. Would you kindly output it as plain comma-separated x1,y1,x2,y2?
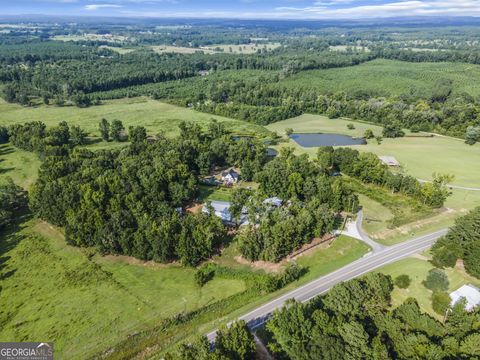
221,169,240,185
450,284,480,311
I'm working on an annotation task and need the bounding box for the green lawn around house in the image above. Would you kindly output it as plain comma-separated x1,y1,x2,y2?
378,256,480,319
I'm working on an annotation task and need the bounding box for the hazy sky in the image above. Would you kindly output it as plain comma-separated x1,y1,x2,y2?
3,0,480,19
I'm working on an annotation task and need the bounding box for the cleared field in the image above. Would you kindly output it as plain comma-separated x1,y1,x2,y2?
267,114,480,189
53,34,128,43
329,45,370,52
0,220,245,359
0,97,270,138
201,43,281,54
281,59,480,97
151,45,217,54
268,114,480,243
99,45,135,54
378,256,480,319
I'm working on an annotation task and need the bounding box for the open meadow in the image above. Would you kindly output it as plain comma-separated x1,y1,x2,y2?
0,97,270,138
0,219,246,359
267,113,480,188
268,113,480,243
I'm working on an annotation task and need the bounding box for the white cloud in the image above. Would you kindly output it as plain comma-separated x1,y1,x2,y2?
84,4,123,10
275,0,480,18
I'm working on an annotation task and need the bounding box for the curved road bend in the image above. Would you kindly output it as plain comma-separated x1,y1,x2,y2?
206,228,448,342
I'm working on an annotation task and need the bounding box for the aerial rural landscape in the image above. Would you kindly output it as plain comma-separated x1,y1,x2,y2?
0,1,480,359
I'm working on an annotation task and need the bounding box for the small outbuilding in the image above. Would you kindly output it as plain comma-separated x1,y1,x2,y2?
379,155,400,167
450,284,480,311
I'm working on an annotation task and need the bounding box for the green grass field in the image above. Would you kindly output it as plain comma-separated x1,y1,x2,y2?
281,59,480,97
378,255,480,319
0,214,370,359
267,114,480,189
358,194,394,236
0,97,270,138
0,219,246,359
0,144,40,189
268,113,480,243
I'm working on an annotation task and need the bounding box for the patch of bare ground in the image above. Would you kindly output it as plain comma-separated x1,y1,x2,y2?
234,256,284,273
186,202,203,214
410,253,430,261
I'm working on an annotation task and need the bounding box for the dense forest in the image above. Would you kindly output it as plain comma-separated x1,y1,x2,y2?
172,273,480,359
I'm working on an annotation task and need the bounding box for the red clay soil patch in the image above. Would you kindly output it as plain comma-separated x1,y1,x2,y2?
186,202,203,214
234,256,284,273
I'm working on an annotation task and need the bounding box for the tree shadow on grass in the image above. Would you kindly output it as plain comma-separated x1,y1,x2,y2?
0,211,34,282
0,167,15,175
0,145,15,156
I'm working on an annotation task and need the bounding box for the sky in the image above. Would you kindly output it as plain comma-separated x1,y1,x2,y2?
2,0,480,19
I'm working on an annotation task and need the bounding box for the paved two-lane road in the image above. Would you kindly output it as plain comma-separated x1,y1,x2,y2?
207,228,448,341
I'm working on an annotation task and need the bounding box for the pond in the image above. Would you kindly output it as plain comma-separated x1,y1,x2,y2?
289,133,366,147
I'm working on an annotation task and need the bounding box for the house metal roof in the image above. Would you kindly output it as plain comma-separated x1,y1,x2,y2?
450,284,480,311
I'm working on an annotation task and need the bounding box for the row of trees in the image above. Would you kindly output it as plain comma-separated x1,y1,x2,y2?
266,273,480,359
7,121,88,153
432,206,480,278
320,146,452,208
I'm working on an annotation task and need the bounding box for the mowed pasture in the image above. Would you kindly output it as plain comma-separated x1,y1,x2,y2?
267,114,480,188
280,59,480,97
268,113,480,242
0,97,270,138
